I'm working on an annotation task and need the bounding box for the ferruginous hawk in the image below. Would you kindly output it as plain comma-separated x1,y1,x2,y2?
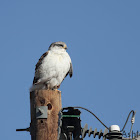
30,41,73,91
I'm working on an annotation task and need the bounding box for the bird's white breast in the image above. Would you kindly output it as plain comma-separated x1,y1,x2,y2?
40,50,71,88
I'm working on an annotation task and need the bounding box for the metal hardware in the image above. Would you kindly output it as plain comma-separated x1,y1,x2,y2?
16,127,30,132
58,107,82,140
36,106,48,119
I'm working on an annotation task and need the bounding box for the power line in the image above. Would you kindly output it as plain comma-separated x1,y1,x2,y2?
121,110,135,132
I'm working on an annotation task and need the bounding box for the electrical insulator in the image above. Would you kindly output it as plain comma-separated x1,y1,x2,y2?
82,124,88,138
98,129,103,139
106,125,122,140
81,124,108,139
88,128,93,137
94,128,97,138
103,128,108,140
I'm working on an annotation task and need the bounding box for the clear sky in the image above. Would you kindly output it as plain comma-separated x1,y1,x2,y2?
0,1,140,140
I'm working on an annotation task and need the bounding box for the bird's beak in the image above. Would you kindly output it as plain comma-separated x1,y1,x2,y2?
63,44,67,49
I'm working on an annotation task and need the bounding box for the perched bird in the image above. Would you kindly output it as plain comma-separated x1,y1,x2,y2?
30,41,73,92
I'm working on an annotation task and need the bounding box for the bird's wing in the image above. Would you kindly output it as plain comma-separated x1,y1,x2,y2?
33,51,48,84
64,62,73,78
35,51,49,71
69,62,73,78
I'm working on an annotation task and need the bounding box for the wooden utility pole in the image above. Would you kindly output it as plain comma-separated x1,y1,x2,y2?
30,90,62,140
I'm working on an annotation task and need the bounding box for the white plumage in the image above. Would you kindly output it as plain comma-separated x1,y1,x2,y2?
30,41,73,92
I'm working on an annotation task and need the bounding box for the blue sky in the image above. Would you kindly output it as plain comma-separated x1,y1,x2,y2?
0,1,140,140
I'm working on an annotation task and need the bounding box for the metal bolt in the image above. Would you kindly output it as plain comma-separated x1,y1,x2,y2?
38,108,44,115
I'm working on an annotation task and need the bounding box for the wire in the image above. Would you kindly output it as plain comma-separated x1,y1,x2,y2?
73,106,109,130
120,110,135,132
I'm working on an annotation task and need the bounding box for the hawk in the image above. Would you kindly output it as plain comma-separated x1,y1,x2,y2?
30,41,73,91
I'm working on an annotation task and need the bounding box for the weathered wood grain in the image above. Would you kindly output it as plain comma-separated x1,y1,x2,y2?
30,90,62,140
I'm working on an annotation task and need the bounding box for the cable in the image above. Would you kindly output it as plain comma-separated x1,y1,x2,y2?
120,110,135,132
73,106,109,130
129,111,136,138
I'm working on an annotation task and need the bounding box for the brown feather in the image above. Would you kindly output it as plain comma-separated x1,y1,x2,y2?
33,51,49,84
62,62,73,83
69,62,73,78
35,51,48,71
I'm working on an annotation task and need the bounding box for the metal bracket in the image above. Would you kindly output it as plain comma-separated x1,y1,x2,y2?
16,127,30,132
36,106,48,119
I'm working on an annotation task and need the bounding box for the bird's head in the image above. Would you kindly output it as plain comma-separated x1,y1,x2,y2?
49,41,67,51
